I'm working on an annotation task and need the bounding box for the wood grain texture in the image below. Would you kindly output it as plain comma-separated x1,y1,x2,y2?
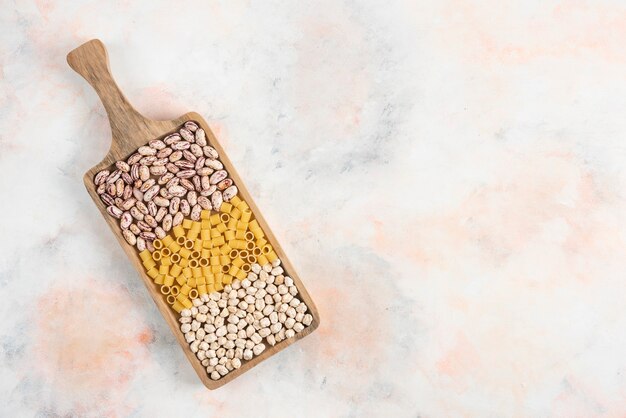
67,39,320,390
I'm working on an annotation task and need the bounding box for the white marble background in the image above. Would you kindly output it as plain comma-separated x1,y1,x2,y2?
2,1,626,416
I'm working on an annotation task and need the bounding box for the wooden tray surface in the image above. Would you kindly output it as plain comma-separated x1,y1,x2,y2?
67,39,320,389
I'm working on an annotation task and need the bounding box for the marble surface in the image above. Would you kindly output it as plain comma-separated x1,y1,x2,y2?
2,1,626,416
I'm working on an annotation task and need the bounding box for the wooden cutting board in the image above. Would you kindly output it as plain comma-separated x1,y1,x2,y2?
67,39,320,389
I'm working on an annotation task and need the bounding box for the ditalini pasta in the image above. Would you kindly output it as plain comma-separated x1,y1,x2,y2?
140,195,285,312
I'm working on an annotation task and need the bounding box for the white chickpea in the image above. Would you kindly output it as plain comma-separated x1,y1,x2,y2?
252,343,266,355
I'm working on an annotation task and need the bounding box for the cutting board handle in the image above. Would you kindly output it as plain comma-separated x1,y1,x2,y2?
67,39,168,160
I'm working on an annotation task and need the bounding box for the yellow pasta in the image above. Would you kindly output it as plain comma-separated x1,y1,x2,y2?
153,239,163,250
143,258,157,270
169,264,182,277
230,207,242,220
257,254,269,266
140,194,288,314
180,284,191,296
220,202,232,213
168,242,181,253
229,195,242,207
139,250,152,262
162,236,174,247
173,225,185,238
266,251,278,263
251,227,264,239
